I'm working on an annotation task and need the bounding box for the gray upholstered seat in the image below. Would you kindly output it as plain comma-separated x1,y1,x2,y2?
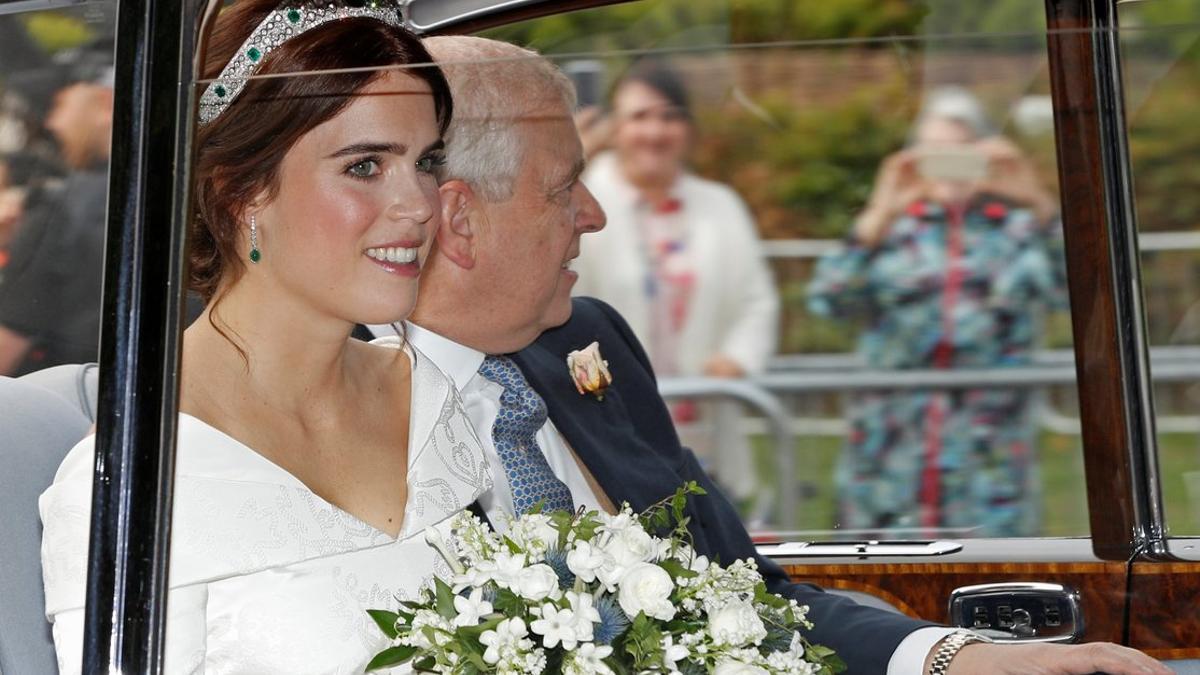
20,362,99,423
0,375,92,674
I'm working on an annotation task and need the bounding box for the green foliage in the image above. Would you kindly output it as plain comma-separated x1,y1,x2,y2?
1121,0,1200,59
433,578,456,621
1127,54,1200,233
807,643,848,675
622,612,665,670
693,80,911,239
366,609,400,640
637,481,706,544
491,587,528,617
20,13,93,53
365,645,417,671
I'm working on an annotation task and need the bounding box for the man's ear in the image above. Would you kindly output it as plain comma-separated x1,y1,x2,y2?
436,179,478,270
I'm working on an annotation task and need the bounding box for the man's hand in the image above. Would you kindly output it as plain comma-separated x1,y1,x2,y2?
939,642,1172,675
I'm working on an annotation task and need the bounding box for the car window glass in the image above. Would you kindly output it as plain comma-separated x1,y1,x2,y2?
0,1,115,377
1118,0,1200,537
483,0,1091,541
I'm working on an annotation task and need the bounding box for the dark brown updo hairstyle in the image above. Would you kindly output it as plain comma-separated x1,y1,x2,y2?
190,0,452,303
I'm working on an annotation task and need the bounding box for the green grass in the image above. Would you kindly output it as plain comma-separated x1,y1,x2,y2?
748,431,1200,537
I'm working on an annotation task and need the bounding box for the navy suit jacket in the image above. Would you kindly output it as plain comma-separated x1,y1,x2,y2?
510,297,933,674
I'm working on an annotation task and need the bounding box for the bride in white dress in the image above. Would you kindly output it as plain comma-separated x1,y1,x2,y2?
38,1,488,672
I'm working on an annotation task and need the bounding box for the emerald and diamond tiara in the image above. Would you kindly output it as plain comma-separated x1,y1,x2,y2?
198,1,404,126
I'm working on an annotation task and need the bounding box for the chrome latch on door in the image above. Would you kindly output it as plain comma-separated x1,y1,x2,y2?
948,582,1083,643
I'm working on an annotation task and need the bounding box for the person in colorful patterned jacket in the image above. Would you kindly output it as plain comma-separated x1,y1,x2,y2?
807,87,1065,537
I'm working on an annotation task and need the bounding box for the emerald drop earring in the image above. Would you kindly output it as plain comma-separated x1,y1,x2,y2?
249,215,261,263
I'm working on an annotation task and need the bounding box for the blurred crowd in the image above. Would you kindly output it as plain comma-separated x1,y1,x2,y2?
0,13,1073,536
0,26,113,377
573,62,1064,535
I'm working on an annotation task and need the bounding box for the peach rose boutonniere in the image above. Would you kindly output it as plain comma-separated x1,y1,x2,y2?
567,341,613,401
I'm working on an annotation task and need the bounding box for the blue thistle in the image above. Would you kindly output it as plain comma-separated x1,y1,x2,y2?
543,548,576,590
592,595,631,645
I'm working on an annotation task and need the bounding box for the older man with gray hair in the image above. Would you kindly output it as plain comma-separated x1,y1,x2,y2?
389,35,1168,675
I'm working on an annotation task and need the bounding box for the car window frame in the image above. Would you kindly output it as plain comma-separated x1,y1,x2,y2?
63,0,1169,668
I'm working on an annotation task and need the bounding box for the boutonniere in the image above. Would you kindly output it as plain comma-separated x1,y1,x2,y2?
566,341,613,401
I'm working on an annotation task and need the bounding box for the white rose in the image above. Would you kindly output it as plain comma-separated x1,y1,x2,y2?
617,562,676,621
605,527,658,568
713,659,769,675
595,558,629,591
516,563,561,602
707,601,767,647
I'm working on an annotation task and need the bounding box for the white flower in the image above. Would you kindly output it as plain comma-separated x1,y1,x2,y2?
424,527,465,575
453,566,491,591
479,617,529,665
617,562,676,621
603,526,658,569
765,648,819,675
598,509,637,534
452,587,492,627
516,564,561,602
507,513,560,554
563,642,615,675
566,541,610,583
530,603,584,650
402,609,454,650
488,551,529,590
707,600,767,647
565,591,601,642
662,634,690,672
713,658,770,675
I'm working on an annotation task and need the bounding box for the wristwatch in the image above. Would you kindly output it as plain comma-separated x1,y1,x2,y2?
928,629,993,675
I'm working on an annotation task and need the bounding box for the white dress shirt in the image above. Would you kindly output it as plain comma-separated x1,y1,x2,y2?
397,323,607,531
381,323,952,674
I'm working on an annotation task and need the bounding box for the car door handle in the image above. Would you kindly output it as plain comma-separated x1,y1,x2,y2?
949,582,1084,643
758,540,964,557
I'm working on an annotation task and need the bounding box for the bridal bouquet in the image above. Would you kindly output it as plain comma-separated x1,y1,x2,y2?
366,483,844,674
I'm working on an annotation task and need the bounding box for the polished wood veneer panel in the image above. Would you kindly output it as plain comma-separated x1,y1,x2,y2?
785,562,1126,644
1128,563,1200,654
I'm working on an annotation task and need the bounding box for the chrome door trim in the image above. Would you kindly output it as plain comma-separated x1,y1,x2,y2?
0,0,85,15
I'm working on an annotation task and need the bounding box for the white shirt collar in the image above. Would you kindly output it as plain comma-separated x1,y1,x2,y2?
404,322,487,394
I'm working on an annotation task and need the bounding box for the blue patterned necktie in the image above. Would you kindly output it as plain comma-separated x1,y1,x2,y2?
478,355,575,515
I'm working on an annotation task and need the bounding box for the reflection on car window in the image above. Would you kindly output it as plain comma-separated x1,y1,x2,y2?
1119,0,1200,537
486,0,1095,541
0,2,115,376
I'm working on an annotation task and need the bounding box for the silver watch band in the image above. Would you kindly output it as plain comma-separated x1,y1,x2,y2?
928,629,992,675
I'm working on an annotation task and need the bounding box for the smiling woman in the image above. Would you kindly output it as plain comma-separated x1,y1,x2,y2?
36,2,497,673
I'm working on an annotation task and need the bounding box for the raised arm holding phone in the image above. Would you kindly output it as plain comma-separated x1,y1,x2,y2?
808,86,1068,539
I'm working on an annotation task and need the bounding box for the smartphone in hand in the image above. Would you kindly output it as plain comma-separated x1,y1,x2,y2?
916,146,989,182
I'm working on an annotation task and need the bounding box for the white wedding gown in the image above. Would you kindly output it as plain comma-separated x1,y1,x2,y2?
40,339,491,674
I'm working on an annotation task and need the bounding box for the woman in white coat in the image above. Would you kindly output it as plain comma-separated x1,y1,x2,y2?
573,61,779,504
